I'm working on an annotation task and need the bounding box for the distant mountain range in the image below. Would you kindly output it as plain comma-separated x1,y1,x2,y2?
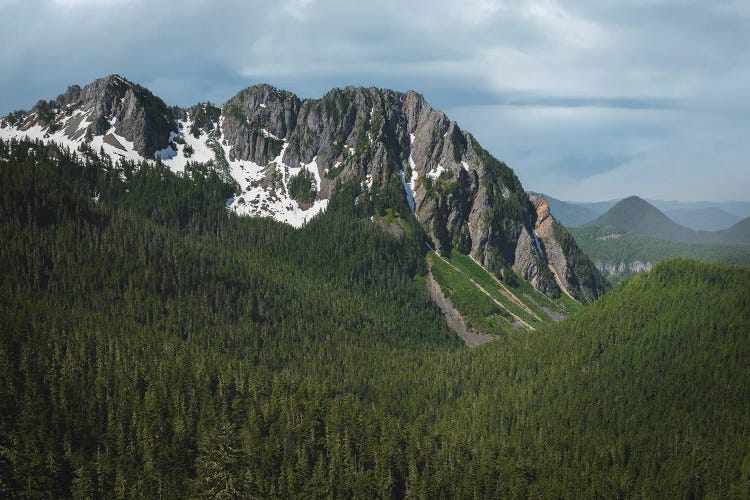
566,196,750,282
589,196,750,245
544,194,750,231
662,207,741,232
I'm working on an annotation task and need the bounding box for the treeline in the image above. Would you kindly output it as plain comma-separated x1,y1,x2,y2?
1,139,749,498
570,225,750,282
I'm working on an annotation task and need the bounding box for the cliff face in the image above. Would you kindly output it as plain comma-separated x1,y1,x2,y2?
4,75,176,157
220,86,527,271
216,85,607,300
0,77,608,301
527,193,609,302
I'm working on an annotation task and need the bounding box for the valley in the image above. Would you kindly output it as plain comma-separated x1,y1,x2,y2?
2,0,749,496
0,78,748,498
550,196,750,283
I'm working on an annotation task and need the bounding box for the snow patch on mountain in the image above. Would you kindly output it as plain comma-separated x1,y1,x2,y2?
0,112,146,163
1,110,330,228
400,170,416,214
218,122,328,228
426,164,445,180
161,120,215,173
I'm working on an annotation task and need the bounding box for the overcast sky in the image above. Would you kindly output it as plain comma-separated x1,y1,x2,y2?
1,0,748,201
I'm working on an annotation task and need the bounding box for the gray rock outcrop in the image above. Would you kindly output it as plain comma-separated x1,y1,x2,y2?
15,75,176,157
2,76,608,301
213,84,606,300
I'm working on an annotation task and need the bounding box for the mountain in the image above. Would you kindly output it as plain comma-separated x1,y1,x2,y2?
650,199,750,219
569,225,750,283
0,74,606,301
664,206,742,231
541,193,600,226
573,197,750,281
2,135,749,497
591,195,700,241
590,195,750,245
718,216,750,245
0,75,175,159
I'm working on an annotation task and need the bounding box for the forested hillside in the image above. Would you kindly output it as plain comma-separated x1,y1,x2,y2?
570,225,750,283
1,139,748,498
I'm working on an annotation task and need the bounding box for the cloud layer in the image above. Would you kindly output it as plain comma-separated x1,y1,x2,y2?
1,0,748,201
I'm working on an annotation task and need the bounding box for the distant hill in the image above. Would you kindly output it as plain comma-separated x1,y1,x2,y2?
542,194,600,227
592,196,699,241
718,217,750,245
664,207,741,231
650,199,750,219
569,225,750,283
543,195,750,230
590,196,750,245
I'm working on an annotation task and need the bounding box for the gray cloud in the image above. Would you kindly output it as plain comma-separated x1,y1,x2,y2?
1,0,748,201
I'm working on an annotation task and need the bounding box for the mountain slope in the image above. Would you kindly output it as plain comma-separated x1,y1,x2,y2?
472,259,750,496
664,206,741,231
0,75,606,300
717,216,750,245
569,225,750,283
591,195,750,245
542,193,601,226
2,139,749,497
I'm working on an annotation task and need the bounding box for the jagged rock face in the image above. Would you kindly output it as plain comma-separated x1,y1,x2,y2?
526,194,572,297
221,85,300,164
527,193,608,302
513,227,561,297
220,86,503,258
215,85,605,300
0,76,607,300
596,261,653,275
7,75,176,157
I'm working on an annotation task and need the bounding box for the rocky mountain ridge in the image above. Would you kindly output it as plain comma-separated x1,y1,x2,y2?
0,75,607,301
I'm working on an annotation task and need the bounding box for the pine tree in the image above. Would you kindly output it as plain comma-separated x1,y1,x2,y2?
192,418,254,499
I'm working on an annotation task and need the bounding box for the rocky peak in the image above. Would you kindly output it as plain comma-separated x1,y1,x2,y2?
1,77,608,301
533,194,552,229
526,193,608,302
211,83,607,300
6,74,176,158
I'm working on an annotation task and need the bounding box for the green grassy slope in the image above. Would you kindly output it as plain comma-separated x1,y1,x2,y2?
428,247,584,337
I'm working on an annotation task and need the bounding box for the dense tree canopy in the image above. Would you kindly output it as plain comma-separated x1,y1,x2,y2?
1,139,748,498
